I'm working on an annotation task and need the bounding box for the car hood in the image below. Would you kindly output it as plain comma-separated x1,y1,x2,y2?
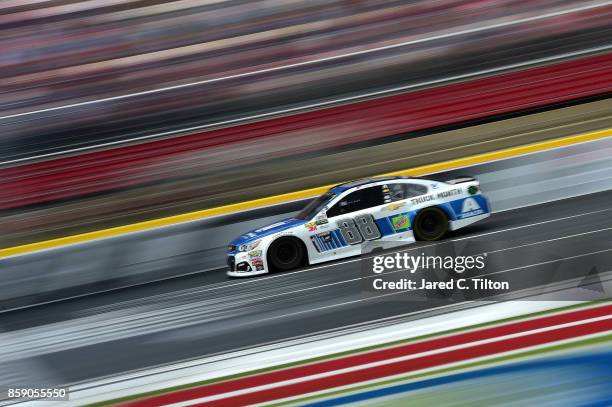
230,217,306,246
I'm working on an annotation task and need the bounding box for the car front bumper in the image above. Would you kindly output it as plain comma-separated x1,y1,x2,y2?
226,252,268,277
227,269,268,277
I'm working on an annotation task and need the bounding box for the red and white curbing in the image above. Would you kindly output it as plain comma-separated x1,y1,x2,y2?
42,300,612,406
119,303,612,406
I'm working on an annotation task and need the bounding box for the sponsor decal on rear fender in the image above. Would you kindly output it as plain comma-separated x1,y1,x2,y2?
449,195,488,219
391,214,411,232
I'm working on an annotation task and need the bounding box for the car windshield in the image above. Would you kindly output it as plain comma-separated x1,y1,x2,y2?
295,192,335,220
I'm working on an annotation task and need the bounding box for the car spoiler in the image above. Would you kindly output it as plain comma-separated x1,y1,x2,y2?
446,175,477,185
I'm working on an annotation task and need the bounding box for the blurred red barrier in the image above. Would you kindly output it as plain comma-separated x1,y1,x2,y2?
2,53,611,209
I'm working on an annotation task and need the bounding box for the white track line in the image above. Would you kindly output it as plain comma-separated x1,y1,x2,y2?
199,207,612,292
79,225,612,316
2,240,607,361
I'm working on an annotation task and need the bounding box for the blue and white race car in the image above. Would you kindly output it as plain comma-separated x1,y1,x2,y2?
227,176,490,277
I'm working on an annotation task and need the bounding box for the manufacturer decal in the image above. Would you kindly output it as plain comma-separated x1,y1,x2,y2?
383,202,406,211
391,214,411,231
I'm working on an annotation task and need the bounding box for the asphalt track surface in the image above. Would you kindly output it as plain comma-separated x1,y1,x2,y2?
1,190,611,388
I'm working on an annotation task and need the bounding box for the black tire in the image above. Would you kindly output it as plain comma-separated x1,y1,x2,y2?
267,237,306,272
413,207,449,241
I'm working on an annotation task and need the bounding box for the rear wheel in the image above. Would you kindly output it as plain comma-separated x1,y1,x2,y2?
413,207,449,241
268,237,306,272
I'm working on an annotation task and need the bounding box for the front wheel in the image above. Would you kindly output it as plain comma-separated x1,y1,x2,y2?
413,207,449,241
267,238,306,272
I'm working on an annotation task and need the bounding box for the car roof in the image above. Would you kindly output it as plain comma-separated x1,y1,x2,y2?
329,176,410,194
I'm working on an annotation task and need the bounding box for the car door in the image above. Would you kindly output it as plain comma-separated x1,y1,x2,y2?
312,185,386,261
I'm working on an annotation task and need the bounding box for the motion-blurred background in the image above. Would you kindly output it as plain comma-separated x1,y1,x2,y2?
1,2,612,405
1,0,611,246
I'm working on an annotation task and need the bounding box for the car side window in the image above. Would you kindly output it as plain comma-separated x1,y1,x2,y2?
326,186,384,217
387,183,428,201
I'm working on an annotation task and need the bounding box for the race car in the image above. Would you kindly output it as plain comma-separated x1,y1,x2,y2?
227,176,490,277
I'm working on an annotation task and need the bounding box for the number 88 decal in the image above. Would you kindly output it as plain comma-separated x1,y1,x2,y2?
337,214,382,245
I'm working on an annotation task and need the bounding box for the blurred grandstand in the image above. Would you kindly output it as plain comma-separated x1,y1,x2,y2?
1,0,609,149
1,0,611,245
